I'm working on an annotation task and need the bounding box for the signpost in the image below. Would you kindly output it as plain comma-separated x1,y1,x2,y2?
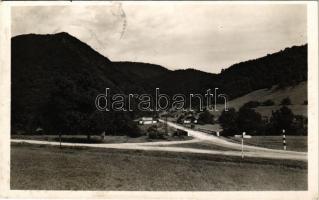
165,115,168,135
59,132,62,149
241,132,245,159
282,129,286,150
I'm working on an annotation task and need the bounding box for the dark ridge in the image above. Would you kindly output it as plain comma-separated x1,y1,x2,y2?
11,32,307,134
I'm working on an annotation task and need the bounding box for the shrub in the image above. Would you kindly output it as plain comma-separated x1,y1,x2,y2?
262,99,275,106
242,101,260,108
147,125,165,139
176,115,184,124
281,97,292,105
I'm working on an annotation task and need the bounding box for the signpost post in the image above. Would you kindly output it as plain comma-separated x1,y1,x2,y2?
241,132,245,159
165,114,168,135
59,132,62,149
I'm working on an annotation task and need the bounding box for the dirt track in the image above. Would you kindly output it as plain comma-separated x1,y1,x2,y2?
11,137,307,162
11,120,307,162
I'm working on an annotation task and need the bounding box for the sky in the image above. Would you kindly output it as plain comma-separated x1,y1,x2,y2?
12,3,307,74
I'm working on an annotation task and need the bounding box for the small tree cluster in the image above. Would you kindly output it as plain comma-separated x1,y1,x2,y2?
219,107,263,136
281,97,292,105
219,105,307,136
198,110,214,124
242,101,260,108
262,99,275,106
146,125,165,139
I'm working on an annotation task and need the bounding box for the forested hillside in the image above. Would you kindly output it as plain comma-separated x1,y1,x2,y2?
11,32,307,135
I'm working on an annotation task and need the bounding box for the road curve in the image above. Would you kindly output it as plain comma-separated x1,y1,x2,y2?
159,119,307,157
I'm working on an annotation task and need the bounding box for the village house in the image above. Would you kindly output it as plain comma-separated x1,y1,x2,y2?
183,116,198,124
138,117,158,125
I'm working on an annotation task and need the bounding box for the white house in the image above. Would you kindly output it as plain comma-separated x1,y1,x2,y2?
183,116,198,124
139,117,157,125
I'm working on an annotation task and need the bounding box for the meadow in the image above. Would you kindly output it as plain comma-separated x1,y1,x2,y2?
11,143,307,191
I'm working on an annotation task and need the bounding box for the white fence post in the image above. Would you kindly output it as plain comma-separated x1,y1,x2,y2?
282,129,286,150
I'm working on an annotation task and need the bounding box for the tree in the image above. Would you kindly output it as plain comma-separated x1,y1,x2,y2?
237,106,263,135
218,108,238,135
269,106,294,134
291,115,307,135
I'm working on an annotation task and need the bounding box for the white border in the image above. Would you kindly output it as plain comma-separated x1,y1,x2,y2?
0,1,318,199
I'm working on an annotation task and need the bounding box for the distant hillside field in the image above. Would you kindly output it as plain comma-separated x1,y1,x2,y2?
214,81,307,117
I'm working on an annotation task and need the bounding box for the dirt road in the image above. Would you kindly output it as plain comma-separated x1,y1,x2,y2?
10,120,307,162
11,137,307,161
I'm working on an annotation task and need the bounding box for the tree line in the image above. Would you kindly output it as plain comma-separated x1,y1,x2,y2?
218,103,307,136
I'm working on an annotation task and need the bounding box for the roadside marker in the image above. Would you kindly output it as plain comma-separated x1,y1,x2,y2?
282,129,286,150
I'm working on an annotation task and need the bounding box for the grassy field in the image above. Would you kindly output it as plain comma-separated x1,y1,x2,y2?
228,136,307,152
210,81,307,118
158,142,239,151
11,143,307,191
11,122,191,144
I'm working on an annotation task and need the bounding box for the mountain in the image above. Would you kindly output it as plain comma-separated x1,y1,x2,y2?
12,32,151,134
217,45,307,98
112,61,169,80
136,45,307,101
11,32,307,134
146,68,218,99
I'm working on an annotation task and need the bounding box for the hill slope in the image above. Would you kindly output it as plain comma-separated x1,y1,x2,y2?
12,32,150,133
147,45,307,100
214,81,307,118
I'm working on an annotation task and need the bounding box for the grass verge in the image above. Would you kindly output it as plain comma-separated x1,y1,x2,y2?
11,143,307,191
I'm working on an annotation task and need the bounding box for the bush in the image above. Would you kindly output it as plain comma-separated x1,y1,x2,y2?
262,99,275,106
242,101,260,108
126,122,142,138
176,115,184,124
281,97,292,105
147,125,165,139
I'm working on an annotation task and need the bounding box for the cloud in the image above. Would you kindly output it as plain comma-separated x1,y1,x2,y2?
12,3,307,73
